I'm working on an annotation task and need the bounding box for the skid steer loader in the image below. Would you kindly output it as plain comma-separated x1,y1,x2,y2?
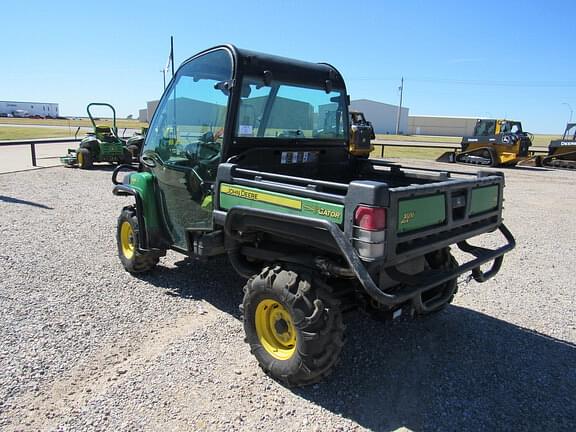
437,119,533,167
521,123,576,170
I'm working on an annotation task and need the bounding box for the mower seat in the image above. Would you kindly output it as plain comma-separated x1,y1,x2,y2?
95,125,117,142
95,125,112,134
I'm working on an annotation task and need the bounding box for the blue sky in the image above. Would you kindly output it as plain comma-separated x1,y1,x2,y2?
2,0,575,133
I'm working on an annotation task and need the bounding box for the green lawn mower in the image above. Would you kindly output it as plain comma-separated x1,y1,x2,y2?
61,103,133,169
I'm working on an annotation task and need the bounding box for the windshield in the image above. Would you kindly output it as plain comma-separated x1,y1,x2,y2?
235,76,347,140
474,120,496,136
500,122,522,134
144,49,232,166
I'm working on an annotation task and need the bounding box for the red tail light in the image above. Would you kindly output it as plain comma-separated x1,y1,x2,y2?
354,206,386,231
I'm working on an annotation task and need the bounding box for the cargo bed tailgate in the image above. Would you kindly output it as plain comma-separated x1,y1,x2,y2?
385,173,504,265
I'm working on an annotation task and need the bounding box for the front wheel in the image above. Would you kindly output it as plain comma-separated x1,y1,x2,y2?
242,266,345,387
77,148,93,169
116,206,160,273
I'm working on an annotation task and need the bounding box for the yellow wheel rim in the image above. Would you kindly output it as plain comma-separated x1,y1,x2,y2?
120,221,135,259
77,151,84,166
255,299,297,360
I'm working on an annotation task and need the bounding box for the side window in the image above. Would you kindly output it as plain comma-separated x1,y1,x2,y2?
144,50,232,169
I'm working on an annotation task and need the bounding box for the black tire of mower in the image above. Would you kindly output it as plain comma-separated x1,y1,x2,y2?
77,148,93,169
127,144,140,160
419,254,459,316
116,206,159,273
121,148,133,165
242,265,345,387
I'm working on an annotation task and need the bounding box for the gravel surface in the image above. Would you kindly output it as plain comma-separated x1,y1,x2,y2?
0,162,575,431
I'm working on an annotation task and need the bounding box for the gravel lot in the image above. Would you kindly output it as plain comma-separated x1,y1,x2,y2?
0,162,575,431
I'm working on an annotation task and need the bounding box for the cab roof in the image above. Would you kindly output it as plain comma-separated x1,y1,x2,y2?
183,44,347,90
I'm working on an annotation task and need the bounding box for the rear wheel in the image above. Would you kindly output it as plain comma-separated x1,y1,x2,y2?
116,206,160,273
127,144,140,160
77,148,93,169
121,148,133,165
418,250,459,315
242,265,345,387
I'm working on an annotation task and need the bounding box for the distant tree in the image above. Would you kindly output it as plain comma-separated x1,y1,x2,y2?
127,114,133,119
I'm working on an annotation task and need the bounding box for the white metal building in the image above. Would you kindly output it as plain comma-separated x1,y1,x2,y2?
140,98,409,133
350,99,409,134
408,115,480,137
0,101,59,118
146,100,160,123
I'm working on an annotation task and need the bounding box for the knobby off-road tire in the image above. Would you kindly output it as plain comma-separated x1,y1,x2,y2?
77,148,93,169
242,266,345,387
116,206,159,273
418,252,459,316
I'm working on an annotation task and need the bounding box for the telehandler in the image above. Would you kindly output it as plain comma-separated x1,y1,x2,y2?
348,110,375,156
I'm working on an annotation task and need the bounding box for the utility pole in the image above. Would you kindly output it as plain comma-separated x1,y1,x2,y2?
162,36,175,90
170,36,175,78
562,102,573,123
395,77,404,135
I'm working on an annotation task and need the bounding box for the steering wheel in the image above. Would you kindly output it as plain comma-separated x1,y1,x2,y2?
184,139,221,166
107,126,119,140
184,143,199,162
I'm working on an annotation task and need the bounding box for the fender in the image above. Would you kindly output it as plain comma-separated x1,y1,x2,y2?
112,166,165,251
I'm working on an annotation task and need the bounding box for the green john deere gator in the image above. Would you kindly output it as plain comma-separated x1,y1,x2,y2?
111,45,515,386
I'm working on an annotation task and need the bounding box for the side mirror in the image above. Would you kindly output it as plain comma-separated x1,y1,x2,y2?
214,81,231,96
141,153,157,168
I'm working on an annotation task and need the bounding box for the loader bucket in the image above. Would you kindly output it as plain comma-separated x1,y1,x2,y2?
517,155,542,167
436,151,456,163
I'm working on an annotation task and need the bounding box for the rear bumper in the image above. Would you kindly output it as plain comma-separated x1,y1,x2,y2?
339,221,515,310
382,224,515,312
223,207,515,312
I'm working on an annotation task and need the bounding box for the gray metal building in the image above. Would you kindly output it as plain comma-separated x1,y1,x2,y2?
0,101,59,118
350,99,409,134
